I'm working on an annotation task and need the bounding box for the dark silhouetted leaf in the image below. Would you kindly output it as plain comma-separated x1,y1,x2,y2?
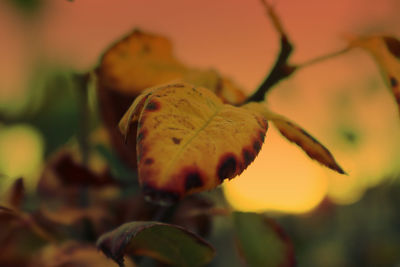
97,221,215,267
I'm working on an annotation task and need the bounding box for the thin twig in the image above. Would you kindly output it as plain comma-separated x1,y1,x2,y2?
74,73,90,166
73,73,91,209
245,0,295,103
294,47,352,69
245,1,352,103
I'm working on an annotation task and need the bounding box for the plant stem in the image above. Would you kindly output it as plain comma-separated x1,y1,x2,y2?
295,47,351,69
245,0,295,103
245,36,295,103
74,73,90,167
245,0,353,103
73,73,91,209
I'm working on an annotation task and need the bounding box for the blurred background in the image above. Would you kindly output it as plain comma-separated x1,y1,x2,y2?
1,0,400,266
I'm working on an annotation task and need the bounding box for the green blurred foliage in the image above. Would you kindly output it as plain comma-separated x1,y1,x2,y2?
278,180,400,267
6,0,44,17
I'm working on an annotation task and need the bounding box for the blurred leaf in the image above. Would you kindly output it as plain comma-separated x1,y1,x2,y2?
233,212,295,267
7,0,43,17
97,221,215,267
0,205,54,266
5,178,25,210
348,35,400,116
245,102,345,174
49,151,115,187
120,83,268,205
96,29,246,104
30,242,136,267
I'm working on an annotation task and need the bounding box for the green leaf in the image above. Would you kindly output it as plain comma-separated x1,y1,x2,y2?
233,212,295,267
119,83,268,205
97,221,215,267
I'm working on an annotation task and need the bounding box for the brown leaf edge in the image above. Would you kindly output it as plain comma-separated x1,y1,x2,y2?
244,102,346,174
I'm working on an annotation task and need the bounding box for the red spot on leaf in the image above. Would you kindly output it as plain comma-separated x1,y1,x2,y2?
144,158,154,165
172,137,182,144
145,100,160,111
183,168,204,192
253,140,262,153
390,76,398,88
242,148,256,168
217,153,238,182
383,36,400,59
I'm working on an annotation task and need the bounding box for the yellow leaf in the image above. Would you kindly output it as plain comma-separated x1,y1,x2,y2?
245,103,345,174
97,29,246,104
349,35,400,114
120,83,268,205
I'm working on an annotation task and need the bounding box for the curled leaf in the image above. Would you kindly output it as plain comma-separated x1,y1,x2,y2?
245,103,345,174
348,35,400,115
233,212,295,267
120,83,268,205
97,221,215,267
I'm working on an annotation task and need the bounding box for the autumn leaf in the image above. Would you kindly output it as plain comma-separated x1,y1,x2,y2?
97,221,215,267
120,83,268,205
233,212,295,267
348,35,400,115
96,30,246,170
244,102,345,174
96,29,246,104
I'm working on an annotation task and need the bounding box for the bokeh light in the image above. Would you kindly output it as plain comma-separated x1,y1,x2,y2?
224,126,328,214
0,124,44,192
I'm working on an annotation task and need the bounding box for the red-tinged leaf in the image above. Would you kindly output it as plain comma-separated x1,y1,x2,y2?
120,83,268,205
0,206,54,266
50,152,115,187
244,103,345,174
97,221,215,267
233,212,295,267
348,35,400,115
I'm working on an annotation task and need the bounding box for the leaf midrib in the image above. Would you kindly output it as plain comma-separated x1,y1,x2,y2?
162,104,222,181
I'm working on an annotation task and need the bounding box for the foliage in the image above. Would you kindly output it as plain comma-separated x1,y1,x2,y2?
1,1,400,266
